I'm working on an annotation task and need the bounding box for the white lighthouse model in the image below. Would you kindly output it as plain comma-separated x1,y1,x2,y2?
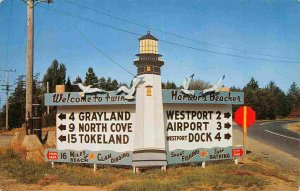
132,32,167,169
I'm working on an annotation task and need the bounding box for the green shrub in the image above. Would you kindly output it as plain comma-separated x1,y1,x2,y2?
4,148,21,159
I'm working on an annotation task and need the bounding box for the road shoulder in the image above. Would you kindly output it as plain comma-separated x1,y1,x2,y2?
233,127,299,190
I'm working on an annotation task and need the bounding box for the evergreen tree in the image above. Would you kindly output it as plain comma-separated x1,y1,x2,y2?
65,77,73,92
189,79,211,90
287,82,300,114
246,77,259,90
230,86,242,91
72,76,82,92
243,78,290,119
162,81,177,89
98,76,120,91
108,78,119,91
8,75,26,128
243,77,271,119
1,74,41,128
42,59,66,93
84,67,98,87
266,81,290,118
98,77,106,89
243,77,258,110
256,89,274,119
105,77,118,91
33,73,43,99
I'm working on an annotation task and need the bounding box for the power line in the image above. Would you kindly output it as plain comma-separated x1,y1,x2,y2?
39,6,141,36
63,0,299,61
158,39,299,64
38,5,300,64
75,28,136,77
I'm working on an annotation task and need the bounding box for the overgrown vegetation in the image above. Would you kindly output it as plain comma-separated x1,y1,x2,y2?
0,149,53,184
0,149,113,186
1,149,295,190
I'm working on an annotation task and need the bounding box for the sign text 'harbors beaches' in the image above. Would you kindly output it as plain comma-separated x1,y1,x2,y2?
45,90,244,106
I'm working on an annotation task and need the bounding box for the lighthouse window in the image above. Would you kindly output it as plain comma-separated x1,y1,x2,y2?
146,86,152,96
146,66,151,72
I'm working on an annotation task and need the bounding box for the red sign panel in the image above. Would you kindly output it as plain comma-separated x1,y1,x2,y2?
47,151,58,160
232,148,243,157
234,106,256,128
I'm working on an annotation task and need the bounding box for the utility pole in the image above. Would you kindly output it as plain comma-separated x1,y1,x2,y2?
5,81,9,130
0,69,16,130
26,0,34,122
23,0,53,133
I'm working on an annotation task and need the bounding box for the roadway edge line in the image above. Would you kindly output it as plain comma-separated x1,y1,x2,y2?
265,130,300,141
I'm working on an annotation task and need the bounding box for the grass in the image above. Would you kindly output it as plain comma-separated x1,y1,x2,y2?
0,149,53,184
0,149,293,191
113,164,268,191
0,149,113,186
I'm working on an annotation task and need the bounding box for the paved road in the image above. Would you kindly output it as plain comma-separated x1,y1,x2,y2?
235,120,300,158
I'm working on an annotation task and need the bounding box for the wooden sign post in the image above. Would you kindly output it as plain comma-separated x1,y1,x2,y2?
234,106,256,156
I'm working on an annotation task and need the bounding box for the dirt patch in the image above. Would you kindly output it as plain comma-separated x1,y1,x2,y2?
263,177,299,191
286,122,300,134
0,173,106,191
40,183,107,191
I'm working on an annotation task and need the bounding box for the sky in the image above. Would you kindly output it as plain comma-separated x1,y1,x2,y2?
0,0,299,105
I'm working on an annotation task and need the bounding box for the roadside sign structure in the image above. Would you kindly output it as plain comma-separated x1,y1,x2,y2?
44,32,245,170
44,90,245,166
234,106,256,155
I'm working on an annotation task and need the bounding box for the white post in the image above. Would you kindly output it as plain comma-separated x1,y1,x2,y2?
161,166,166,172
234,159,238,165
93,164,97,173
202,161,205,168
133,166,136,174
51,162,54,168
136,167,140,174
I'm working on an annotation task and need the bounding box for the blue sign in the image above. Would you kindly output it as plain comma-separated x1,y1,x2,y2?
45,149,132,165
167,146,244,164
44,92,135,106
44,90,243,106
45,146,244,165
163,90,244,105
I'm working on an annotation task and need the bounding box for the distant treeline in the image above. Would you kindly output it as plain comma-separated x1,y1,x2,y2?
1,59,299,129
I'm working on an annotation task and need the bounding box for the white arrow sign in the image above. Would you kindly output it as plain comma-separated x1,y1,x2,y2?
164,104,232,151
